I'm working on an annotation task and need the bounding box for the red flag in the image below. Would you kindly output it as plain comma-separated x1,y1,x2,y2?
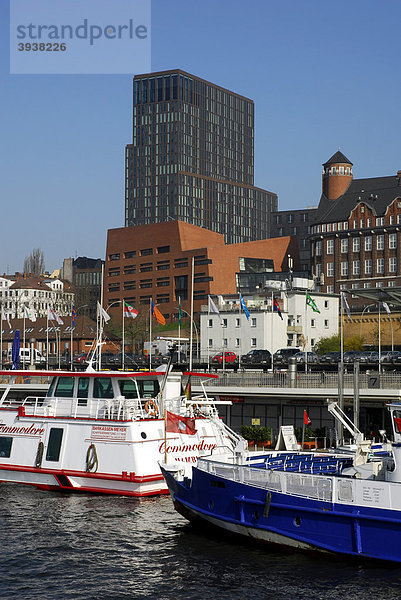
304,410,311,425
394,417,401,433
166,411,197,435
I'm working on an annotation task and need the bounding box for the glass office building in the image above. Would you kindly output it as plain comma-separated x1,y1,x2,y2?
125,69,277,243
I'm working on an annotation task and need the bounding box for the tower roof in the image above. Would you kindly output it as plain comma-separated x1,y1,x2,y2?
323,150,353,167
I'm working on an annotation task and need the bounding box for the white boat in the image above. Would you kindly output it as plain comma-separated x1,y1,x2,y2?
0,368,240,497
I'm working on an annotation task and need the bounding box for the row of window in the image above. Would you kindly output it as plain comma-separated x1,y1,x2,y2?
312,210,401,235
325,257,398,277
109,247,170,261
316,234,397,256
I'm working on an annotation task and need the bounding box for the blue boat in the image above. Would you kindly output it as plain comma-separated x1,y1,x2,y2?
161,403,401,563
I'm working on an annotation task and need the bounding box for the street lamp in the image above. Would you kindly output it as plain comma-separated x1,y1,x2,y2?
359,304,375,340
175,307,199,368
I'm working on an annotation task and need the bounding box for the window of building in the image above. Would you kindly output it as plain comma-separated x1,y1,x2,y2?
367,218,372,227
223,338,228,347
389,281,396,287
360,219,364,228
287,214,294,224
398,214,401,225
316,263,322,277
364,282,371,288
140,263,153,272
275,215,281,225
389,233,397,249
251,338,257,347
208,319,213,328
324,300,329,309
222,318,227,328
341,261,348,277
208,339,213,347
365,259,372,275
174,259,188,268
353,220,357,229
327,262,334,277
235,318,240,328
365,236,372,251
140,248,153,256
157,245,170,254
327,285,334,293
124,266,136,275
327,240,334,254
251,318,257,327
124,251,136,259
377,235,384,250
109,253,120,261
352,237,360,252
139,279,152,288
315,241,322,256
390,215,395,225
157,261,170,271
377,258,384,274
376,281,384,287
341,238,348,253
389,257,397,272
324,319,329,328
235,338,240,347
311,319,316,327
352,260,360,275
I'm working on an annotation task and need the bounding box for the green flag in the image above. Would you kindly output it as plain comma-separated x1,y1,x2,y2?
306,293,320,314
178,297,183,325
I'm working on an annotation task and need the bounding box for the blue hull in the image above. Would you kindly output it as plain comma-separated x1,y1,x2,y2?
162,466,401,563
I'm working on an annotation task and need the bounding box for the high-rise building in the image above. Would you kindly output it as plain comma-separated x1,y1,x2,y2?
125,69,277,243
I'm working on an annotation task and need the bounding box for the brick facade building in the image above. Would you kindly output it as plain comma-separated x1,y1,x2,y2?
104,220,299,322
310,151,401,308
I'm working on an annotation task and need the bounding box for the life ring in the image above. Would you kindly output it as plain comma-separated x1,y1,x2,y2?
86,443,98,473
145,399,159,417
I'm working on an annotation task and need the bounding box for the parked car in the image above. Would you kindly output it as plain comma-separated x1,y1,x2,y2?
293,351,319,365
381,351,401,364
319,351,341,365
241,349,272,366
211,351,238,364
343,351,365,363
273,347,300,367
359,351,380,364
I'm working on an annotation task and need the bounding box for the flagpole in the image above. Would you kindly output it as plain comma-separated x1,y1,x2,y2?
271,291,274,374
46,305,49,370
304,288,308,374
149,298,152,371
378,300,381,374
189,256,194,372
302,414,305,450
238,293,241,369
23,309,26,369
122,301,125,371
338,293,344,445
178,299,181,365
0,308,3,369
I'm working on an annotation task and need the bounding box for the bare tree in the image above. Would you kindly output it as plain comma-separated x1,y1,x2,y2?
23,248,45,276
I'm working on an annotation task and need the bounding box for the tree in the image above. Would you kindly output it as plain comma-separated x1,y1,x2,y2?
106,312,149,354
314,334,364,355
23,248,45,276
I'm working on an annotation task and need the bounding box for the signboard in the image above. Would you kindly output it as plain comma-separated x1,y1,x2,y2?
91,425,127,441
252,418,260,426
219,395,244,403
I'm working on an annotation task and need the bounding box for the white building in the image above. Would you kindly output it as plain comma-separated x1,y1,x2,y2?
200,288,339,359
0,276,74,320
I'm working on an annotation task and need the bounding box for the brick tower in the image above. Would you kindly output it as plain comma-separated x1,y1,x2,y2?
322,150,353,200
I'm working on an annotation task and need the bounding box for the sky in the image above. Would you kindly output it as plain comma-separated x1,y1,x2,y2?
1,0,400,275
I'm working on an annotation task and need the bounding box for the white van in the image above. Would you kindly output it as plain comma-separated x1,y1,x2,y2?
6,348,46,367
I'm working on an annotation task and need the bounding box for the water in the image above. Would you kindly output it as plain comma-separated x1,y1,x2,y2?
1,484,401,600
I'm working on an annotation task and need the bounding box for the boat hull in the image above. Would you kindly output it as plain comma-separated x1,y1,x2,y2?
162,466,401,562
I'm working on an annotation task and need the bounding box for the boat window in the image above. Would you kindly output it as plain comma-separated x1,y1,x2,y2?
55,377,74,398
119,380,139,400
0,437,13,458
93,378,114,399
140,379,160,398
77,378,89,405
46,428,63,461
393,410,401,433
47,377,57,398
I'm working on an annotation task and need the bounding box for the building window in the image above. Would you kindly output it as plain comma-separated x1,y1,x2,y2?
364,282,371,288
326,240,334,254
251,338,257,347
324,319,329,328
208,339,213,347
360,219,364,228
324,300,329,309
389,233,397,249
327,285,334,294
223,338,227,347
390,215,395,225
352,260,360,275
124,251,136,259
235,318,240,328
341,261,348,277
316,263,322,277
365,236,372,251
398,214,401,225
235,338,240,347
287,214,294,224
377,258,384,274
377,235,384,250
222,318,227,328
109,253,120,261
315,241,322,256
376,281,384,288
352,237,360,252
389,281,396,287
251,318,257,327
389,257,397,272
311,319,316,327
327,262,334,277
365,259,372,275
140,248,153,256
157,245,170,254
208,319,213,327
341,238,348,253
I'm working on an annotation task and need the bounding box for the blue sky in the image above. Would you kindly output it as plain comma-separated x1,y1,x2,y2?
1,0,400,274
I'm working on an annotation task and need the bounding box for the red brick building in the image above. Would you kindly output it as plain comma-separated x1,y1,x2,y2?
311,151,401,307
104,220,299,321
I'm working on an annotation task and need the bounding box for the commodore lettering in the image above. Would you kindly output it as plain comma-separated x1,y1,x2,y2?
0,423,45,436
159,439,217,455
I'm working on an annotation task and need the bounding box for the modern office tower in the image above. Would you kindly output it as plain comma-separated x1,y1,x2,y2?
125,69,277,243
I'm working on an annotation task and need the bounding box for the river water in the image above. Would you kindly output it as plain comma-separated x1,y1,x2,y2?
1,484,401,600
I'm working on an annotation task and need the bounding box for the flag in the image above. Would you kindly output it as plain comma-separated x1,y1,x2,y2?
1,308,10,328
124,301,139,319
208,295,220,318
166,411,197,435
304,410,311,425
151,300,166,325
24,305,37,322
97,301,110,323
71,305,77,326
239,294,250,320
341,292,351,319
184,376,191,400
48,307,63,325
178,297,183,326
382,302,391,316
306,293,320,314
273,298,283,320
